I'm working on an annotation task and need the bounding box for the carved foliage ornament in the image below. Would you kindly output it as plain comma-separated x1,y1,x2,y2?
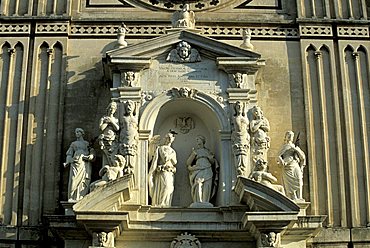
170,233,201,248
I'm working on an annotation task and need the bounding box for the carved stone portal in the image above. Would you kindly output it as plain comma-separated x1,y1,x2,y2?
170,233,201,248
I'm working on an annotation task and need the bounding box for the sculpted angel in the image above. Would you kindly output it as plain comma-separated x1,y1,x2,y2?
166,41,201,63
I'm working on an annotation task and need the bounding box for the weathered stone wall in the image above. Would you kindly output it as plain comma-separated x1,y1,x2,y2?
0,0,370,246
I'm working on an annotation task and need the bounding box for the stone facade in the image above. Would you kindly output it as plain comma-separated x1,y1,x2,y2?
0,0,370,247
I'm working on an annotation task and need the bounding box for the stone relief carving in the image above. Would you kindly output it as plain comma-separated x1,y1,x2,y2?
91,231,115,247
175,116,195,134
64,128,95,202
120,71,137,87
231,101,250,176
249,158,285,195
232,72,244,88
277,131,306,201
170,232,201,248
250,106,270,161
240,28,254,51
186,135,219,207
171,4,196,29
120,100,139,175
259,232,280,248
166,41,201,63
117,22,128,48
170,87,197,98
148,131,178,207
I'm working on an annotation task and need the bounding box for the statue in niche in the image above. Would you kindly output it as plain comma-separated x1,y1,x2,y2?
233,72,244,88
148,131,178,207
250,105,270,161
64,128,95,202
170,87,197,98
231,101,250,176
175,116,194,134
120,100,138,175
171,4,195,29
90,155,126,191
92,231,115,247
186,135,219,207
121,71,136,87
260,232,279,248
170,232,201,248
99,102,120,166
117,22,127,48
249,158,285,195
277,131,306,201
166,41,201,63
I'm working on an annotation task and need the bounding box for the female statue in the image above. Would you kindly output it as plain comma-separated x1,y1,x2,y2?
277,131,306,201
148,132,177,207
250,106,270,160
64,128,95,202
99,102,119,165
186,135,218,207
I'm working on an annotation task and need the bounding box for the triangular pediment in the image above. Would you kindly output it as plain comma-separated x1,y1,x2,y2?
105,29,261,60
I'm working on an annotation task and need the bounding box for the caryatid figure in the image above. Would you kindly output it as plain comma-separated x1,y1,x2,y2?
120,100,138,175
231,101,250,176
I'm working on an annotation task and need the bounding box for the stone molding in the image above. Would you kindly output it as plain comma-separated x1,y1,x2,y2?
299,24,332,37
337,26,369,38
0,23,30,34
36,22,69,34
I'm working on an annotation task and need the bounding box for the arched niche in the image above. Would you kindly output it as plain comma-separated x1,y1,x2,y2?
140,91,231,207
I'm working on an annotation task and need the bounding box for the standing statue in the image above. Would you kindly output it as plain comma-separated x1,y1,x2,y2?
277,131,306,201
148,131,178,207
172,4,195,29
186,135,219,207
99,102,120,166
64,128,95,202
250,106,270,160
120,100,138,175
231,101,250,176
